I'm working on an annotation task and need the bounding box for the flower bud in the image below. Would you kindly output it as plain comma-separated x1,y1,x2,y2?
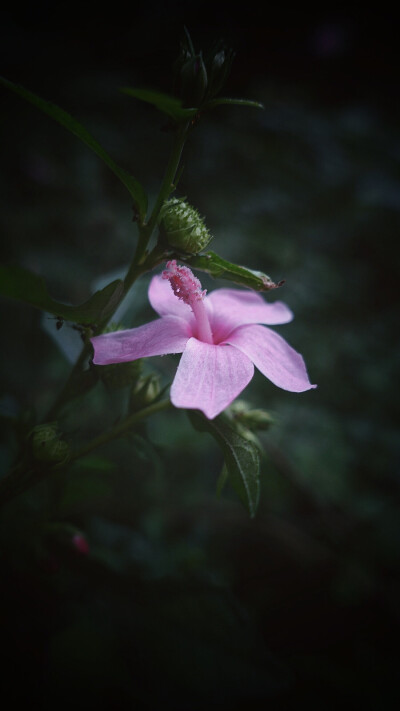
72,533,90,555
179,51,208,106
97,359,143,390
31,423,70,464
173,30,235,109
129,374,161,411
160,197,212,254
205,47,235,100
229,400,274,431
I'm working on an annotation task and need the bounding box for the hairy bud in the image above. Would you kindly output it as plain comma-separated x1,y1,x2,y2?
31,424,70,464
160,197,212,254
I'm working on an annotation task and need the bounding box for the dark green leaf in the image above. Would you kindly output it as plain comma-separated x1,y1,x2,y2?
205,97,264,110
0,77,147,219
189,411,260,517
0,264,124,325
216,463,228,498
183,251,283,291
121,87,198,121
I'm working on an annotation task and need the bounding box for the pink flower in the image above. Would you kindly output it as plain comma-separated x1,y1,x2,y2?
91,261,316,419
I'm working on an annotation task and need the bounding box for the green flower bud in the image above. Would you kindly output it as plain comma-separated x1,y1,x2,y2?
160,197,212,254
229,400,274,431
97,360,143,390
31,424,70,464
173,30,234,109
179,52,208,107
205,47,235,100
129,374,161,412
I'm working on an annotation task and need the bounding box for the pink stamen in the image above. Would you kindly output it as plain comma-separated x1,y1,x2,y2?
163,260,213,344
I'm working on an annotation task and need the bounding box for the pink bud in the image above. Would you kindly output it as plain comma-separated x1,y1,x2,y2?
72,533,90,555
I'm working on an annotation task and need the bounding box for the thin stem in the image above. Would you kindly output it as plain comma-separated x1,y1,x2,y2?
70,398,172,462
46,340,90,421
127,120,190,277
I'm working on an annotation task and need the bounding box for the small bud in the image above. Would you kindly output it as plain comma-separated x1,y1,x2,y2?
31,423,70,464
72,533,90,555
40,523,90,559
97,359,143,390
179,51,208,106
173,30,235,109
129,374,161,411
205,46,235,100
160,197,212,254
228,400,274,431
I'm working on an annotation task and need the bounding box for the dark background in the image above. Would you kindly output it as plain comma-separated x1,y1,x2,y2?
1,3,399,708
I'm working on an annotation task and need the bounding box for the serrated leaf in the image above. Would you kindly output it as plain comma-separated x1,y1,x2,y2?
189,411,260,517
0,76,147,219
121,87,198,121
205,97,264,110
0,264,124,325
183,251,283,291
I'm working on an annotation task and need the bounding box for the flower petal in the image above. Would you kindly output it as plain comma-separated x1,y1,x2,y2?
206,288,293,342
148,274,194,322
170,338,254,419
225,324,317,392
91,316,190,365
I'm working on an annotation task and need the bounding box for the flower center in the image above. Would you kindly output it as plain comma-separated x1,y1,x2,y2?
162,260,213,344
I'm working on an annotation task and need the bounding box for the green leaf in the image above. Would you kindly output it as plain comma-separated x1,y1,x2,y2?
0,76,147,220
205,97,264,111
189,412,260,517
121,87,198,121
183,251,283,291
216,463,228,498
0,264,124,325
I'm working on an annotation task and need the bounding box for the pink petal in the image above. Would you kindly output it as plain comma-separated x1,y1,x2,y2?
171,338,254,419
91,316,191,365
206,289,293,342
148,274,194,322
225,324,317,392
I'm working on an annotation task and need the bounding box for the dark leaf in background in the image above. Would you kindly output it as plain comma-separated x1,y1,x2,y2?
0,77,148,220
0,264,124,325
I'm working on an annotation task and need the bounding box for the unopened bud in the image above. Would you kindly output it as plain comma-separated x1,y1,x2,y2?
179,52,208,107
97,359,143,389
205,47,235,100
129,374,160,411
72,533,90,555
160,197,212,254
31,423,70,464
229,400,273,431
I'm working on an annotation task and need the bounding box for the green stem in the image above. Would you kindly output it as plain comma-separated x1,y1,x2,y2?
45,121,190,421
127,119,190,277
46,338,91,421
70,398,172,461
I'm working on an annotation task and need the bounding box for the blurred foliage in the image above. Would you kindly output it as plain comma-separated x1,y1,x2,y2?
1,16,400,708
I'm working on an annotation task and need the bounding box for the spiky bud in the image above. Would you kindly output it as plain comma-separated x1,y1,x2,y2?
160,197,212,254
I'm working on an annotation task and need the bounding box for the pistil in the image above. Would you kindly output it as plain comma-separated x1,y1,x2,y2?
163,260,213,344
